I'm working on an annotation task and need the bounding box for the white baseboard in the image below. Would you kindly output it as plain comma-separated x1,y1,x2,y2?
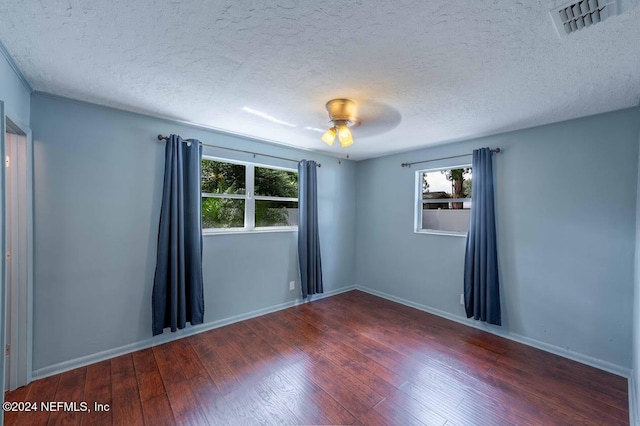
355,286,631,378
32,285,356,380
630,372,639,426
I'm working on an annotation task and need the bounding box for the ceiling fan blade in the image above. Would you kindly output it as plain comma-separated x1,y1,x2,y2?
351,100,402,138
306,99,402,139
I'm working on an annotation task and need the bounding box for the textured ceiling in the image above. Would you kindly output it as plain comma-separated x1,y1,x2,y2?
1,0,639,160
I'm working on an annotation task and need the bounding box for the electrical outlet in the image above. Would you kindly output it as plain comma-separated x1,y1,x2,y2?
460,293,464,305
289,281,295,290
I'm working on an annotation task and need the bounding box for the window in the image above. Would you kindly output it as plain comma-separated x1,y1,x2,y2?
415,166,472,235
201,157,298,232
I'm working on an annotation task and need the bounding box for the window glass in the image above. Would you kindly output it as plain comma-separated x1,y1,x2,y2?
202,197,244,229
201,159,299,231
201,160,245,195
255,200,298,227
418,167,472,234
254,167,298,197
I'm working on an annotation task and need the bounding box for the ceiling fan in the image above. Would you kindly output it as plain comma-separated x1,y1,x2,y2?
319,98,402,148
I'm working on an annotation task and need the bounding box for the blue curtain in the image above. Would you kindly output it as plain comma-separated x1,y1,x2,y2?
298,160,323,299
464,148,501,325
152,135,204,335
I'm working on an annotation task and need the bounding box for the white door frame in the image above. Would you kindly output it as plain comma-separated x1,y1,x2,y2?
0,100,6,401
3,110,33,390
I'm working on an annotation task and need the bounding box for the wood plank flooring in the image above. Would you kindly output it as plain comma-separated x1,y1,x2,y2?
4,290,629,425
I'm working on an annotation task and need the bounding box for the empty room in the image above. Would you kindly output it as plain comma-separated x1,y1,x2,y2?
1,1,640,425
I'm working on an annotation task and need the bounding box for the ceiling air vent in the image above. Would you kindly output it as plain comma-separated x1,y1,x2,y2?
550,0,619,35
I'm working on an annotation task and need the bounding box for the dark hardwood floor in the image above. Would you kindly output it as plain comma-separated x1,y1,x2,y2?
4,290,629,425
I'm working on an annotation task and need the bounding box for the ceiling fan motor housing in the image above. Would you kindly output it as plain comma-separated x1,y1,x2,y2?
326,99,360,126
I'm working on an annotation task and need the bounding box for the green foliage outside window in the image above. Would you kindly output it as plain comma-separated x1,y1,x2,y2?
201,159,298,228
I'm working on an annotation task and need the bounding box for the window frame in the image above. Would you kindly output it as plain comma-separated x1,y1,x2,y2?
414,164,472,237
201,155,299,235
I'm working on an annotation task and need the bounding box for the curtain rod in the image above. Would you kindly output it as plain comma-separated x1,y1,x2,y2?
157,134,321,167
400,148,501,168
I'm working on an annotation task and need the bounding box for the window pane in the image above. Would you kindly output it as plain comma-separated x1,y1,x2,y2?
201,159,246,195
420,167,472,233
421,202,470,232
255,167,298,197
202,197,244,228
255,200,298,227
421,168,472,200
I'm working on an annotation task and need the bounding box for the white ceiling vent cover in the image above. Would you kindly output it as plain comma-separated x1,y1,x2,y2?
550,0,620,35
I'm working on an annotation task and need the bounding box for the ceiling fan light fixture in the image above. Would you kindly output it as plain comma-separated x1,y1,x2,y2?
322,99,360,148
337,124,353,147
321,127,337,145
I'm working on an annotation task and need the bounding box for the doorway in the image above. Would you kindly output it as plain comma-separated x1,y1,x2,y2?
4,116,32,391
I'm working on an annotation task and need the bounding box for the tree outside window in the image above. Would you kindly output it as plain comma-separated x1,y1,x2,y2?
201,159,298,230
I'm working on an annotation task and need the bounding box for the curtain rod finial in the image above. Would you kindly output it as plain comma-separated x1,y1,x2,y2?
157,134,167,141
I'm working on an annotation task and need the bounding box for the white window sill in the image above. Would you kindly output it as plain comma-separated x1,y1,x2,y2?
414,229,468,238
203,227,298,236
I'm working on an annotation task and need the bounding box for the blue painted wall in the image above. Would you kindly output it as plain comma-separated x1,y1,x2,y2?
0,46,30,126
356,108,640,371
632,118,640,424
31,93,356,371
